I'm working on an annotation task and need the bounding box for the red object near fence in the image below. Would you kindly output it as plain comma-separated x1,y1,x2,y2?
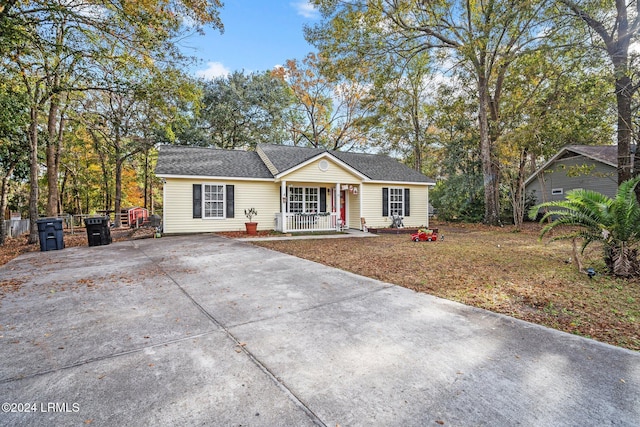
121,207,149,228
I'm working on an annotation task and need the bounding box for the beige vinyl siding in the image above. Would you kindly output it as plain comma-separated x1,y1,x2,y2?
284,181,342,189
360,183,430,229
347,191,360,229
526,156,617,204
163,178,279,234
282,158,361,184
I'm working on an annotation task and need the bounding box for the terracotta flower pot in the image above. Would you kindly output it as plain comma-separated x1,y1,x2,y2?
245,222,258,235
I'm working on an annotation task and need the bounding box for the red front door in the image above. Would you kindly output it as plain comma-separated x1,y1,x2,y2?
340,190,346,226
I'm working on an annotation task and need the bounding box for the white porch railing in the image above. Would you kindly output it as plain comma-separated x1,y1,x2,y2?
275,212,340,232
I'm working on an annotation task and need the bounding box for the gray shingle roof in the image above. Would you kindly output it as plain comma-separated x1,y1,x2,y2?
561,144,637,167
156,143,435,184
563,145,618,166
155,145,273,179
330,150,434,183
257,144,326,173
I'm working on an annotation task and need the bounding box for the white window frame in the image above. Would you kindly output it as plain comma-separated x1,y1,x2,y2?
288,187,304,213
389,187,404,216
304,187,319,213
289,186,319,214
203,184,225,219
551,188,563,196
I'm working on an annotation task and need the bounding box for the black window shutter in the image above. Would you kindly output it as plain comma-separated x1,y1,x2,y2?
193,184,202,218
404,188,410,216
226,185,234,218
382,187,389,216
319,187,326,213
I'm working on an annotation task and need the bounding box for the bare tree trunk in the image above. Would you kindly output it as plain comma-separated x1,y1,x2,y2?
46,20,66,217
512,149,528,229
28,103,40,244
114,155,123,228
411,94,422,172
615,70,633,185
0,164,16,245
59,167,68,215
478,75,500,225
89,129,112,214
46,95,61,216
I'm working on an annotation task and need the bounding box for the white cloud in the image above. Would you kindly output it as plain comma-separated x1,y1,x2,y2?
195,62,231,79
291,1,319,19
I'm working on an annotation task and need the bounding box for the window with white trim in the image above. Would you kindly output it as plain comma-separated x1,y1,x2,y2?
305,187,319,213
389,188,404,216
289,187,319,213
289,187,303,213
203,184,225,218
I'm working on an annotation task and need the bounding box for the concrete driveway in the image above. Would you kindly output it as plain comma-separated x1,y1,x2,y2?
1,234,638,426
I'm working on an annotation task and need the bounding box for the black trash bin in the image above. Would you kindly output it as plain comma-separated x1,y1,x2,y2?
84,216,112,246
149,214,161,228
37,218,65,251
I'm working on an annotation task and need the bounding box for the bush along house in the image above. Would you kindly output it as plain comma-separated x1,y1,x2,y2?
155,144,436,234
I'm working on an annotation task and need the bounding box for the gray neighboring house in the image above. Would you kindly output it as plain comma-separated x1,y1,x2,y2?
525,145,633,205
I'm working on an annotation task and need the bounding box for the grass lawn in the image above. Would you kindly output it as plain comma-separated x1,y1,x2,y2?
252,222,640,351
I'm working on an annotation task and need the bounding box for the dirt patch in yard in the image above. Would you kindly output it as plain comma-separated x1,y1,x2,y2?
251,222,640,351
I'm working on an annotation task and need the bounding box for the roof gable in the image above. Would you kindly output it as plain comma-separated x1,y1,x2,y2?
257,143,434,184
257,144,326,173
277,152,367,182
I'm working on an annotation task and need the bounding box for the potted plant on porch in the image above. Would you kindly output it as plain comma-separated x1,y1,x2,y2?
244,208,258,235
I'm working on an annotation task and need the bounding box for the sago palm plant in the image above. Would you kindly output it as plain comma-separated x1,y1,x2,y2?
528,176,640,277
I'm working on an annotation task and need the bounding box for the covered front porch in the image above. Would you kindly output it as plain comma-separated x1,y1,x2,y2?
274,180,361,233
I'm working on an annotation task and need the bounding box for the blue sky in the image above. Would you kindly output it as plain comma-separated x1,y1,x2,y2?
179,1,321,79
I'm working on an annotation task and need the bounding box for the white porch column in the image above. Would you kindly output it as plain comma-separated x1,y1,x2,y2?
359,183,364,230
335,182,341,230
281,180,287,233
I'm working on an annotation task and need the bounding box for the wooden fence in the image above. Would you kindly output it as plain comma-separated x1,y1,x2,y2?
2,219,30,238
